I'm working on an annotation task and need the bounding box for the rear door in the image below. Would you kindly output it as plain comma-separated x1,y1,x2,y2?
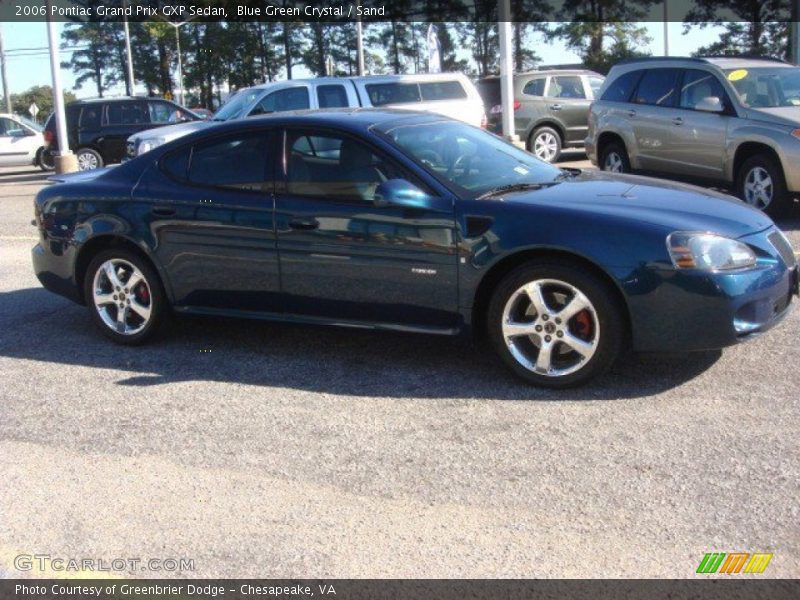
628,68,682,172
101,100,151,163
543,75,592,145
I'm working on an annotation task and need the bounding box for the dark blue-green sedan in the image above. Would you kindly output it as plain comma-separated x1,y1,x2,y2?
32,109,798,387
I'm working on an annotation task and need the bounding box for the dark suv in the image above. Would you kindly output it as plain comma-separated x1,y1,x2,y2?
43,97,199,170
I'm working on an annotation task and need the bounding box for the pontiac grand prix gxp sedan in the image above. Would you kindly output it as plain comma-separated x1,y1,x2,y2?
32,109,798,387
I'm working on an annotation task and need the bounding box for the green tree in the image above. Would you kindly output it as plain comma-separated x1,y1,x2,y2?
9,86,76,121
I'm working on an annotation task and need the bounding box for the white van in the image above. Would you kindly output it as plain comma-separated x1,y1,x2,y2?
126,73,486,158
0,113,49,170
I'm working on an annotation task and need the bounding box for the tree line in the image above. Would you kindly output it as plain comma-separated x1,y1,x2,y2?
58,0,793,109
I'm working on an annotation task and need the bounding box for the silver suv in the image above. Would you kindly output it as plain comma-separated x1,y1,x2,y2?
586,56,800,216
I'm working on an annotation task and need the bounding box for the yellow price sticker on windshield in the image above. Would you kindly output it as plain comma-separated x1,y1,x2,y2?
728,69,748,81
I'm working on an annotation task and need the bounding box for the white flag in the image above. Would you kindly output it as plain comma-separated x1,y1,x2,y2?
427,24,441,73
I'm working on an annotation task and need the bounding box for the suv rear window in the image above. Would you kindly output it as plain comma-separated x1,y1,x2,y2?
601,70,642,103
419,81,467,101
366,83,422,106
632,68,680,106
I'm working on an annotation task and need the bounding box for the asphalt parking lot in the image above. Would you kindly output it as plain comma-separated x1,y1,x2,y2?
1,159,798,578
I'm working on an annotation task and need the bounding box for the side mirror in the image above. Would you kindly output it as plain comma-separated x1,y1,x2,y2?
695,96,724,113
373,179,434,209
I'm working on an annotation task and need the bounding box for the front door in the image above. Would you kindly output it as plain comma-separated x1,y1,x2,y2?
0,117,36,167
274,128,460,330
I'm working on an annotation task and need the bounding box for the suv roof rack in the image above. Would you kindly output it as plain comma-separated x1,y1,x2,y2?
697,54,788,63
616,56,709,65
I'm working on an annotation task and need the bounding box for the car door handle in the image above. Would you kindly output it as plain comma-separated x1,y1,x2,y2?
288,217,319,230
672,117,684,126
549,104,562,111
151,206,176,217
627,109,637,118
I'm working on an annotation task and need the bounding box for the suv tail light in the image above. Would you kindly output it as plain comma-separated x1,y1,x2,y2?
43,129,53,144
513,99,521,111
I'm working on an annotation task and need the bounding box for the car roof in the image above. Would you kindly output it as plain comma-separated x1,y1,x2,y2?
477,70,602,82
611,56,792,71
68,96,147,105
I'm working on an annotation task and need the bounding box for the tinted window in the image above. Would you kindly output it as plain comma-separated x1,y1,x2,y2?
549,76,586,99
522,78,545,97
252,87,310,114
105,102,148,125
600,70,642,103
79,106,101,129
161,147,191,181
317,84,349,108
286,131,406,202
679,70,727,110
0,117,17,135
419,80,467,101
365,83,421,106
633,69,679,106
187,132,271,191
476,79,501,106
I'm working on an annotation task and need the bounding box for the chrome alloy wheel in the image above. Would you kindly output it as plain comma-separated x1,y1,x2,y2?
501,278,599,377
743,166,774,209
604,151,624,172
92,259,153,335
533,131,558,162
77,151,99,171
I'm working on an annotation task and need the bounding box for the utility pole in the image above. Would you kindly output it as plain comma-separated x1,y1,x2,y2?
123,0,136,96
356,20,365,75
498,0,519,145
663,2,669,57
46,0,77,173
0,24,12,113
793,0,800,65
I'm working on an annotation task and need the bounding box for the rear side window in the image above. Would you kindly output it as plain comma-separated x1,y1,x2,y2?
365,83,421,106
419,81,467,101
522,78,545,97
317,84,349,108
549,76,586,99
78,106,101,129
600,70,642,103
632,68,680,106
188,132,272,191
679,70,727,110
161,147,191,181
105,102,149,125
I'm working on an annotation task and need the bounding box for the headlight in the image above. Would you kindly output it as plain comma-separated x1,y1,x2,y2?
667,232,757,271
137,137,166,155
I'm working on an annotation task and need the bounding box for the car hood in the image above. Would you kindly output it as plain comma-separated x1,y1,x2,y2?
128,120,213,142
747,105,800,127
498,171,773,238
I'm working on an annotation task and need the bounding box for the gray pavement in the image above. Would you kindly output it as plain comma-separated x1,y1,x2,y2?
0,163,798,578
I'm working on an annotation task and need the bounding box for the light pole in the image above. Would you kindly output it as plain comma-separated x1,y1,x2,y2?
0,25,11,113
45,0,77,172
123,0,135,95
165,18,195,106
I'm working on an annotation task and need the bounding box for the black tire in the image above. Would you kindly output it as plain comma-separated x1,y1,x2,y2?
600,141,631,174
487,260,625,388
76,147,104,171
83,248,166,345
37,147,55,171
529,126,562,163
736,154,791,218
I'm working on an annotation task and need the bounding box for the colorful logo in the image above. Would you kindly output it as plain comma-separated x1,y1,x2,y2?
697,552,773,574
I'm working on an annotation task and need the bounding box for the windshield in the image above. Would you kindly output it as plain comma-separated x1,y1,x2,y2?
15,115,43,131
725,67,800,108
383,121,563,197
211,88,262,121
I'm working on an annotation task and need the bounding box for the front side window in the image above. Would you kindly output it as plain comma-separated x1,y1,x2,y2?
522,78,545,97
679,70,727,110
600,70,642,103
79,106,101,129
549,76,586,99
286,130,407,202
252,87,310,115
725,66,800,108
212,88,261,121
365,83,421,106
149,101,190,124
317,85,349,108
632,69,680,106
419,81,467,101
383,120,562,198
162,131,272,192
105,102,149,125
0,117,17,136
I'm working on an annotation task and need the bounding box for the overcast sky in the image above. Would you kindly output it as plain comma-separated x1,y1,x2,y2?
1,21,724,101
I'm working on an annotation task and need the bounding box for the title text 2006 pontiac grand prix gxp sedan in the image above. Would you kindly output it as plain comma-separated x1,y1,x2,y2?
32,109,798,387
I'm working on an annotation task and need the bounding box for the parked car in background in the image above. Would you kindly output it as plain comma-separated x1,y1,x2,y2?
476,70,604,162
190,107,213,119
0,113,50,171
33,110,796,387
126,73,486,159
587,56,800,216
43,97,201,171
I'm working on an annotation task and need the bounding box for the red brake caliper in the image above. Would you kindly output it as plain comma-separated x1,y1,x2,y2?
573,310,593,338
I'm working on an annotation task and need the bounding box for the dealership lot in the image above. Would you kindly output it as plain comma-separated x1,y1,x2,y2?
1,164,798,577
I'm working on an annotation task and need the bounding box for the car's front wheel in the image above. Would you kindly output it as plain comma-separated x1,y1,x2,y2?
487,261,624,388
737,154,791,217
76,147,103,171
84,249,165,345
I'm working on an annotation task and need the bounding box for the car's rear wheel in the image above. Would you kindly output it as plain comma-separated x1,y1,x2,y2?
487,261,624,388
76,147,103,171
737,154,790,217
84,249,165,345
529,126,562,163
600,141,630,173
37,147,55,171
